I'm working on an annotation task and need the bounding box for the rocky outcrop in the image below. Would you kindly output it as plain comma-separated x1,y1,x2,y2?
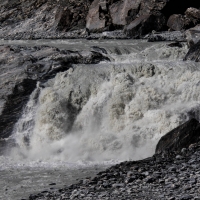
0,45,109,139
156,119,200,154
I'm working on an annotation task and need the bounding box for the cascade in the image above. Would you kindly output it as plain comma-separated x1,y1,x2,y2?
12,41,200,163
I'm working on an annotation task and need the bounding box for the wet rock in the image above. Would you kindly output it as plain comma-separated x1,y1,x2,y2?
185,25,200,47
168,42,183,48
184,40,200,62
156,118,200,154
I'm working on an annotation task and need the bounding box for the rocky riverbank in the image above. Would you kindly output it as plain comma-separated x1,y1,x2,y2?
29,119,200,200
0,0,200,40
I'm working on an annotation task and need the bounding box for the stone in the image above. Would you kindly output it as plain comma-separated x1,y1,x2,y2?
156,118,200,153
167,14,185,31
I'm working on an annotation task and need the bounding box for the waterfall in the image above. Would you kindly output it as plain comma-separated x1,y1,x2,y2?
11,41,200,163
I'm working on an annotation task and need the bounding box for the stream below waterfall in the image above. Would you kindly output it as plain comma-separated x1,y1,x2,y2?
0,39,200,200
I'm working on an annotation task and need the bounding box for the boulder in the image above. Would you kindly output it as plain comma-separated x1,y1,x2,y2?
167,14,185,31
86,0,106,32
184,40,200,62
156,118,200,154
124,14,165,38
109,0,141,27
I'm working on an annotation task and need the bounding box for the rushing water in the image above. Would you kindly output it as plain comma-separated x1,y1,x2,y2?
0,39,200,199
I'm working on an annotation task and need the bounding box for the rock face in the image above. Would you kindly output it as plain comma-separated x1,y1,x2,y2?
155,119,200,154
0,45,109,139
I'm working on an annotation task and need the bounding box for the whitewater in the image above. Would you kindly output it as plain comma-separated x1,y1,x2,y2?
0,39,200,199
